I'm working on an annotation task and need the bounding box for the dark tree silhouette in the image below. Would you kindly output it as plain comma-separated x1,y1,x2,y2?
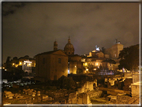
118,44,139,72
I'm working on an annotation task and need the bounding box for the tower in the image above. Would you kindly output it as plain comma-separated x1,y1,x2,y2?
54,40,58,51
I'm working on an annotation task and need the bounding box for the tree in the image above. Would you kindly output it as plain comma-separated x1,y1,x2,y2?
118,44,139,72
57,76,76,89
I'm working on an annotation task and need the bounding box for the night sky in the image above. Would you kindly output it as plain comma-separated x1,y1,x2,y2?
2,2,139,64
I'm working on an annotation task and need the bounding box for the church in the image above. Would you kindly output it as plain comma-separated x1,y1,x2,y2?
35,38,83,81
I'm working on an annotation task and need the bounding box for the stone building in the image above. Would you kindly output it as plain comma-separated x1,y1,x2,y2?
105,40,123,60
64,38,83,74
35,50,68,81
68,54,83,74
82,40,124,72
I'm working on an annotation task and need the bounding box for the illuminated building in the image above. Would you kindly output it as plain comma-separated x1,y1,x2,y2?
3,55,36,74
64,38,83,74
82,40,123,71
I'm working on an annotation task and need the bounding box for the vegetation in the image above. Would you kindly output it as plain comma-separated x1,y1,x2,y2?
57,76,76,90
118,44,139,72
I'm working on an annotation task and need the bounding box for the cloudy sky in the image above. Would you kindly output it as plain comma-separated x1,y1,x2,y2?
2,2,139,63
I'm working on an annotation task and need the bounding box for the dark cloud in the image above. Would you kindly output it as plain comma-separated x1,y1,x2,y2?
2,2,26,16
2,3,139,63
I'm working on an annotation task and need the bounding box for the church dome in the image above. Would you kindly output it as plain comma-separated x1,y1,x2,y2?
64,38,74,55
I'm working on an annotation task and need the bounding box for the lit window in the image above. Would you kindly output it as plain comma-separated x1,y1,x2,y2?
12,63,15,66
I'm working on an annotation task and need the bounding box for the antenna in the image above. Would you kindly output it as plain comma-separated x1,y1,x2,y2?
115,39,118,44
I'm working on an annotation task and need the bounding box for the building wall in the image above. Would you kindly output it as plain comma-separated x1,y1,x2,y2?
69,55,83,74
35,54,50,80
50,52,68,80
96,52,104,58
35,50,68,81
108,44,123,59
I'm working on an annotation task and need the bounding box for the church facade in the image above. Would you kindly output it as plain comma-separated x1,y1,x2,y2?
35,50,68,81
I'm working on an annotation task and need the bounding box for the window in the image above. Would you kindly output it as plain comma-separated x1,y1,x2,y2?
43,58,45,64
58,58,61,63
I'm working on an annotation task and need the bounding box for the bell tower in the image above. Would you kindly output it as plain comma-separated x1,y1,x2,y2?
54,40,58,51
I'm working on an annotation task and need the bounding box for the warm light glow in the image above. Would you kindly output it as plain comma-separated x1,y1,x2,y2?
28,63,31,66
12,63,15,66
19,62,22,65
86,68,88,71
0,67,2,69
96,62,98,66
15,65,18,67
75,66,76,67
5,69,7,71
83,62,88,66
34,63,36,67
81,59,85,62
3,67,5,69
92,50,96,52
94,68,96,70
24,61,32,63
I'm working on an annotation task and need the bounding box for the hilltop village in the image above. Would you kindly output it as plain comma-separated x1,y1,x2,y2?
2,38,140,105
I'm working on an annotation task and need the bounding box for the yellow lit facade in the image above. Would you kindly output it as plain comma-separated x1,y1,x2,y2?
15,65,18,67
83,62,88,67
4,56,36,73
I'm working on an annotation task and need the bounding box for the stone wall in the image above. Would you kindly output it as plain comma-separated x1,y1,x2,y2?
116,94,139,104
124,72,132,78
131,83,140,97
132,73,139,83
76,79,97,94
68,79,100,104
